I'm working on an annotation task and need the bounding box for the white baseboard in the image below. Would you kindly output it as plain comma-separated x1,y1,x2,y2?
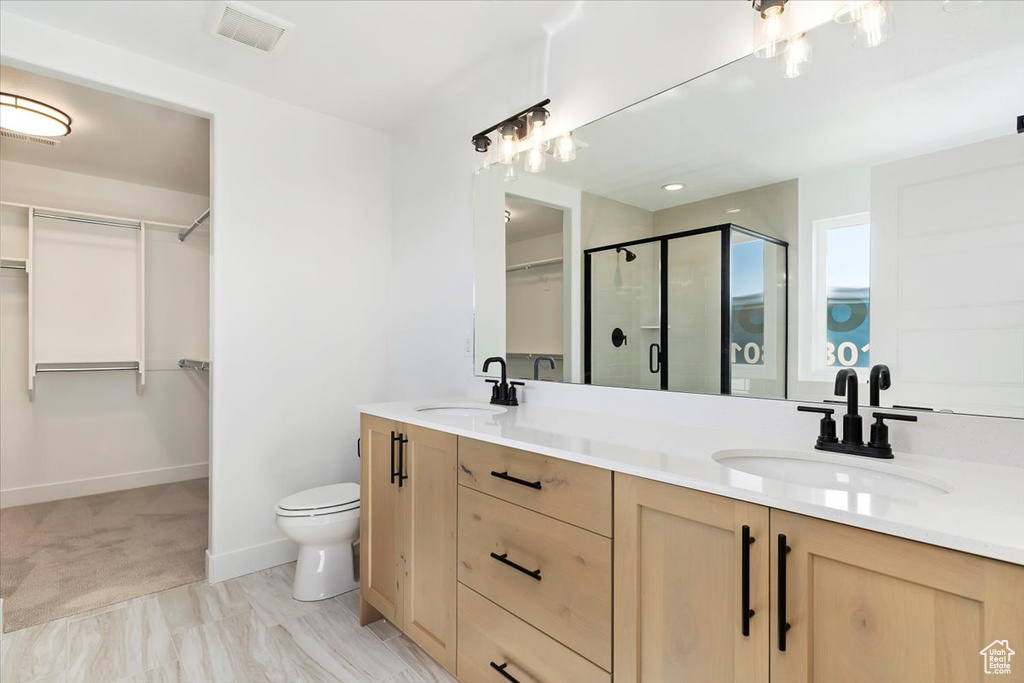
206,537,297,584
0,462,208,509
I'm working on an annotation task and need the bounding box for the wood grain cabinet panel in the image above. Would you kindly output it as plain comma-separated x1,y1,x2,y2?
359,417,457,673
402,425,457,671
614,473,770,683
771,510,1024,683
458,485,612,671
359,414,402,624
457,583,611,683
457,437,612,537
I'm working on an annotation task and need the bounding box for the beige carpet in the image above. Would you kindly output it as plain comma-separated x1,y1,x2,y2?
0,478,207,632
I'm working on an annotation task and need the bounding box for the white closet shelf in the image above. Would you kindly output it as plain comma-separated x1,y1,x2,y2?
0,257,28,270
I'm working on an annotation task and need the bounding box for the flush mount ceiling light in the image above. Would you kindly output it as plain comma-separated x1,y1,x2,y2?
0,93,72,137
662,183,685,192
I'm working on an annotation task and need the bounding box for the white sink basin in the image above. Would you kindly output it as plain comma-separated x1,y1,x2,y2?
712,449,951,497
415,403,507,418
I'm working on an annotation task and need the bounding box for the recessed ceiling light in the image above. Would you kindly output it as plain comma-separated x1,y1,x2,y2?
0,92,72,137
725,208,742,214
662,183,685,192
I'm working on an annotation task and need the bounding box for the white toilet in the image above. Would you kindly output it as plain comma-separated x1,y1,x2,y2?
275,482,360,601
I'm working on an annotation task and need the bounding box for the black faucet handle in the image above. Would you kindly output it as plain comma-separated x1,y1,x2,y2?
797,405,838,445
869,411,918,453
872,411,918,423
507,381,524,406
510,381,525,386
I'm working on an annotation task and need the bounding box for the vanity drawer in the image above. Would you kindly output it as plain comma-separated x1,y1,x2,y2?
457,583,611,683
457,437,612,537
458,486,611,670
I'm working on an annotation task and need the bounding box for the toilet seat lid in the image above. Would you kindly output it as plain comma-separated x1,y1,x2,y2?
277,483,359,512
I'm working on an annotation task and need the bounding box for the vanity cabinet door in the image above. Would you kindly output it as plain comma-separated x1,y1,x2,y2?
771,510,1024,683
614,473,770,683
359,414,402,624
400,424,458,672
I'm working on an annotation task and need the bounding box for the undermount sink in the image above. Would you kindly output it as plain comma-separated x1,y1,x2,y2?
415,403,507,417
712,449,951,496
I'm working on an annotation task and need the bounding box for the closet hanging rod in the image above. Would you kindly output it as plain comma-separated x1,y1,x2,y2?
178,358,209,372
178,209,210,242
36,361,140,373
506,257,563,272
33,212,141,230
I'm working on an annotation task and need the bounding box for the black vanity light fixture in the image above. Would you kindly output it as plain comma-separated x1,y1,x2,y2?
472,98,578,182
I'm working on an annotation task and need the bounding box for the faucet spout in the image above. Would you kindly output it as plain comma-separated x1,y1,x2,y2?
869,364,891,407
533,355,556,380
482,356,507,385
833,368,863,445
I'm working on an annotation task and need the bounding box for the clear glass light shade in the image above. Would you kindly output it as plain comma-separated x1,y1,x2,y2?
502,162,518,183
553,132,577,162
754,7,789,59
0,93,72,137
498,132,518,165
779,34,812,78
524,146,546,173
851,1,893,48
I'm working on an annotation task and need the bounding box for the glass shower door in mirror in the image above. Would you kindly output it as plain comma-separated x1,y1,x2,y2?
585,241,661,390
665,230,724,395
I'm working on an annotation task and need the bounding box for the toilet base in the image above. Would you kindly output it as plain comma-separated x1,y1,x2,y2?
292,542,357,601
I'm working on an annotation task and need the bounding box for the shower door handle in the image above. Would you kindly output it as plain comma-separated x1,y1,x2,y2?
649,343,662,374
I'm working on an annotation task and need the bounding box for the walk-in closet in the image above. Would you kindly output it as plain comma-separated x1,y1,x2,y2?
0,65,211,632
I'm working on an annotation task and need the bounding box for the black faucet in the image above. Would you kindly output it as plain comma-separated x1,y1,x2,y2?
834,368,862,445
798,368,916,459
869,364,891,407
533,356,556,380
483,356,523,406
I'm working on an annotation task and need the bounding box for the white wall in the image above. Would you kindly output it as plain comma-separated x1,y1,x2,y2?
1,162,211,507
0,12,393,581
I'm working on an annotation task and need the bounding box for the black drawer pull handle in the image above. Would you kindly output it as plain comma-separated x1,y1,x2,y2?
397,433,409,488
389,431,400,484
741,525,755,637
490,662,520,683
778,534,792,651
490,470,542,490
490,552,542,581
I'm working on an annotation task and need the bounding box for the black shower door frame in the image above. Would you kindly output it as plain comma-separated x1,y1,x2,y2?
583,223,789,396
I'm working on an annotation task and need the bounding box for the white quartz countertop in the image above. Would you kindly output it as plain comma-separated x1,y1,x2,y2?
358,397,1024,566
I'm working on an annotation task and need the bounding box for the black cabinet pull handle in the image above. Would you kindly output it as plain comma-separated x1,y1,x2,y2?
490,552,542,581
649,342,662,374
741,525,756,637
489,662,520,683
397,433,409,488
389,431,399,484
490,470,542,490
778,534,792,651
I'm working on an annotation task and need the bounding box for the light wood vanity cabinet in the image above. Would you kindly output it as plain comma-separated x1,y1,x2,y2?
614,472,1024,683
359,415,457,672
456,436,614,682
614,474,770,683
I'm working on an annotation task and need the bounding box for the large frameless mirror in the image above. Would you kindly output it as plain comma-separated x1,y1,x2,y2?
472,1,1024,418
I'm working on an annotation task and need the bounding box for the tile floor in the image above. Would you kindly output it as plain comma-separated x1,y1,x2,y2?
0,562,456,683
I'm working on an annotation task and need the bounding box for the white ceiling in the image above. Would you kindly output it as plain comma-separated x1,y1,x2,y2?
506,195,563,243
535,0,1024,211
0,0,577,133
0,65,210,195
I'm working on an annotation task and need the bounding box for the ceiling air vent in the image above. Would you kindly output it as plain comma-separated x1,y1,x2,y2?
0,129,60,147
208,1,293,54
